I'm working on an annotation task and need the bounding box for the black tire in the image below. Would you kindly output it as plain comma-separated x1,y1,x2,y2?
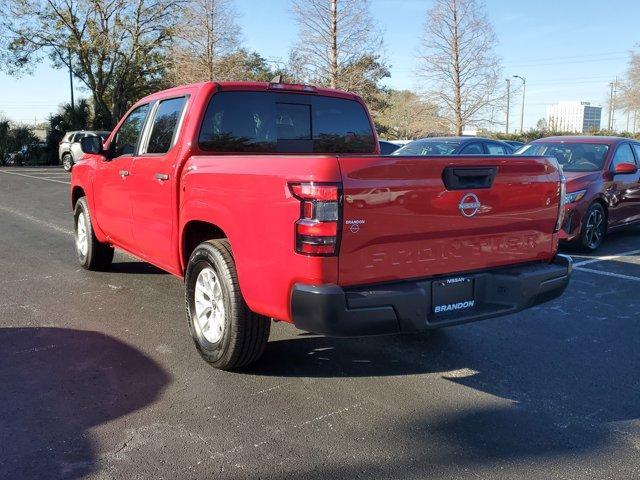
185,239,270,370
73,197,114,270
579,202,606,252
62,154,73,172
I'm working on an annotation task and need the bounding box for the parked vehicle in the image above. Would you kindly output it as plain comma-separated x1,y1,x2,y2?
393,136,515,156
71,81,571,370
379,140,401,155
3,152,22,166
59,130,110,171
517,136,640,251
345,186,413,207
21,142,49,166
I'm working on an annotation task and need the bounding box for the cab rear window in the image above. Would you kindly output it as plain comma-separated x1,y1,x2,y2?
198,91,375,154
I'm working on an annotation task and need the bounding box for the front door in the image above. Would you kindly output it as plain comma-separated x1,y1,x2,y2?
608,142,640,226
129,96,188,273
93,103,151,249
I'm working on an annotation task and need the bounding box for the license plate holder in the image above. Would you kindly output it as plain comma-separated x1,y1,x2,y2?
432,277,475,315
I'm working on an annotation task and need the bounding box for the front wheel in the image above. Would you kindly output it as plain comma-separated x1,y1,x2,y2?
185,239,270,370
579,203,606,252
74,197,114,270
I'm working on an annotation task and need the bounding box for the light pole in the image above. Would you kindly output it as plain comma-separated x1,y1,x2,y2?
68,48,74,110
513,75,526,133
505,78,511,134
608,78,617,131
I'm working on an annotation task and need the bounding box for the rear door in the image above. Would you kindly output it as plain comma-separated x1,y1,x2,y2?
129,96,188,272
70,133,86,162
338,155,561,286
93,104,150,250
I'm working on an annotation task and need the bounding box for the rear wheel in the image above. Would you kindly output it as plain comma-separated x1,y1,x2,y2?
185,239,270,370
74,197,114,270
62,154,73,172
579,203,606,252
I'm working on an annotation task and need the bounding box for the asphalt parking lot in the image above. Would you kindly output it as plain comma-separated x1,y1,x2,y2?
1,166,639,480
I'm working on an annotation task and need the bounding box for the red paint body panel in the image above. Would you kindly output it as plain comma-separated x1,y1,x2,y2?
71,81,564,325
338,156,561,286
180,154,341,320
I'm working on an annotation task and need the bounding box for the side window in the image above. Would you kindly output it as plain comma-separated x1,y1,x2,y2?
611,143,635,169
631,144,640,165
146,97,188,154
486,143,506,155
72,133,85,143
460,142,483,154
113,104,150,158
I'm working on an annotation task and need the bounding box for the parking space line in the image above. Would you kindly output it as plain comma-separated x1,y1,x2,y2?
574,266,640,282
0,204,73,236
0,170,71,184
4,171,69,175
573,249,640,267
2,169,63,173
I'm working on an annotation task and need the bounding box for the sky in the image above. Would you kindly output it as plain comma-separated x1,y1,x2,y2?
0,0,638,131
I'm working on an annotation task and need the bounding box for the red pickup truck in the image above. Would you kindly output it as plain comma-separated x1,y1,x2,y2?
71,81,572,369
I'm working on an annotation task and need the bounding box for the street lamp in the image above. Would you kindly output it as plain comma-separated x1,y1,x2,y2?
513,75,526,133
68,48,75,110
505,78,511,134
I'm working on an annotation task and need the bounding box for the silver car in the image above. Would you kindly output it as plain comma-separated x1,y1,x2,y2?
59,130,110,171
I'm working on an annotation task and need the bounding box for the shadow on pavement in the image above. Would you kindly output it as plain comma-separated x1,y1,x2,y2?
560,223,640,257
109,261,167,275
247,308,639,472
0,328,170,479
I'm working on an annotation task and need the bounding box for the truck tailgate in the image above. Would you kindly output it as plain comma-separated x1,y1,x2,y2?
337,155,561,286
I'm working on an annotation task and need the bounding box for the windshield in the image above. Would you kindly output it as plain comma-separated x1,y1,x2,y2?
517,142,609,172
392,140,460,156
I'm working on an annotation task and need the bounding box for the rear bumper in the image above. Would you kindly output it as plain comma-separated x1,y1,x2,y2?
291,255,572,336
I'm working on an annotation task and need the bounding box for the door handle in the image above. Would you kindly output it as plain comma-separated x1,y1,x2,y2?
119,169,129,178
155,173,170,181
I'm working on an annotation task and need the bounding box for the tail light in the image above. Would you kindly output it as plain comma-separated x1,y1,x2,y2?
289,182,341,255
555,174,566,233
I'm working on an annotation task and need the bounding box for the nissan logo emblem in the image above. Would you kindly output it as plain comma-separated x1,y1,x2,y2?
459,193,482,217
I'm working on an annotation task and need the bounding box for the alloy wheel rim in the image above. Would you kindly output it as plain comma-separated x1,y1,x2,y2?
585,209,604,249
76,214,88,256
194,267,225,344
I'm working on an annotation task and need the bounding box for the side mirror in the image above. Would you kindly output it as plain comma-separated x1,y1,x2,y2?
613,162,638,175
80,136,104,155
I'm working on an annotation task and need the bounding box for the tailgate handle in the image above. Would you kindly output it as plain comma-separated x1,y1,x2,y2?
442,167,497,190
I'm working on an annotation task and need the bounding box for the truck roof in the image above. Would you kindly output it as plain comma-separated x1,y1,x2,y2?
136,81,361,104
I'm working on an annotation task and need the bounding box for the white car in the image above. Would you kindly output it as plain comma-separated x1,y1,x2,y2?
345,187,412,207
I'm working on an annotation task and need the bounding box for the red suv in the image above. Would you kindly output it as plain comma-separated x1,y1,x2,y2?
518,136,640,251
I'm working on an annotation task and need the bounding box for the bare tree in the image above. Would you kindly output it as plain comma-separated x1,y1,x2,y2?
170,0,241,84
288,0,388,107
1,0,180,128
376,90,447,140
417,0,503,135
619,49,640,129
